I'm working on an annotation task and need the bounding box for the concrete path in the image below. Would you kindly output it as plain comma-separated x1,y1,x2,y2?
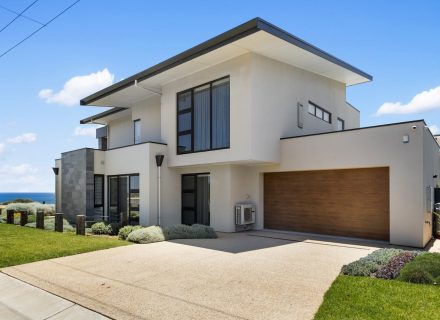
0,273,109,320
2,232,378,320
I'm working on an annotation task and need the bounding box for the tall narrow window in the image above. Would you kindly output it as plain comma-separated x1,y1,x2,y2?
94,175,104,220
177,77,230,154
133,119,141,144
297,103,303,128
337,118,345,131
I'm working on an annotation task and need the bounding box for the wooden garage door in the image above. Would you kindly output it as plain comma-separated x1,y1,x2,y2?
264,167,389,241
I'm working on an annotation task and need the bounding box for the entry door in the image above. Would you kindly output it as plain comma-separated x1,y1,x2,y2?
181,174,210,225
108,175,139,225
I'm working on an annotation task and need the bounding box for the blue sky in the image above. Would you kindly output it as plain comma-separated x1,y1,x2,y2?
0,0,439,191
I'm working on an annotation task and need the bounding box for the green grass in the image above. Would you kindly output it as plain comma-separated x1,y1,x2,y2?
315,275,440,320
0,223,130,268
398,252,440,284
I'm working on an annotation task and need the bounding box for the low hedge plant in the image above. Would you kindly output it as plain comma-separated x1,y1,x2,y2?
127,224,217,244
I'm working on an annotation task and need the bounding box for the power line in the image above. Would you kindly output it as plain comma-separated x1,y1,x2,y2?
0,0,81,59
0,4,44,26
0,0,40,33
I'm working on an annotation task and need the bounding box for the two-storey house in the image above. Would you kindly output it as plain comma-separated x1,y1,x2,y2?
54,18,440,247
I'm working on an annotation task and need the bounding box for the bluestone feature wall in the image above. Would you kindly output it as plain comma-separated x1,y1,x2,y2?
61,149,95,221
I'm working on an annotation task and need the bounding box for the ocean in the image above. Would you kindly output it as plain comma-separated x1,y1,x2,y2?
0,193,55,204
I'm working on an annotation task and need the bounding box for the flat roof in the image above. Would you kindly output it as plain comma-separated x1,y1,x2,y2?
81,17,372,107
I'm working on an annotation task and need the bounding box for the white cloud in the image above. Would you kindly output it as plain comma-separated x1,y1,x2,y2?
0,164,50,192
376,85,440,116
73,126,99,137
429,125,440,135
0,143,5,154
6,133,37,144
38,68,115,106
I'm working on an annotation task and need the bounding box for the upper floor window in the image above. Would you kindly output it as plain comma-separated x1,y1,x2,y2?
133,119,141,144
337,118,345,131
308,101,331,123
177,76,230,154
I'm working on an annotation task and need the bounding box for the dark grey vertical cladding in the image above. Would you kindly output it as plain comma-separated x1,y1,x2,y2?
61,149,95,222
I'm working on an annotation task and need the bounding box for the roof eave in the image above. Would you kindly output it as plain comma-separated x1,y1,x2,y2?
80,17,372,106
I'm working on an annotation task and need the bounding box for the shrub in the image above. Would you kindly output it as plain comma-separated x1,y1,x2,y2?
399,269,435,284
398,253,440,285
375,251,419,279
163,224,217,240
108,223,121,236
341,248,403,277
2,202,55,215
118,225,142,240
90,222,112,235
25,217,74,232
127,226,165,244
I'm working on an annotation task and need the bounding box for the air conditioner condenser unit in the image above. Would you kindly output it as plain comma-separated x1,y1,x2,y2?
235,204,256,225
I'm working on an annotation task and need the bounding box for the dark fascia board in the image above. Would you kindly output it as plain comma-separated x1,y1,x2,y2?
281,119,427,140
80,107,127,124
80,17,372,106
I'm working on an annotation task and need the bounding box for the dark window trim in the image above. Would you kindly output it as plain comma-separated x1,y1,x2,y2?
337,117,345,131
308,101,332,123
181,172,210,225
94,174,104,208
176,76,230,155
133,119,141,144
107,174,140,225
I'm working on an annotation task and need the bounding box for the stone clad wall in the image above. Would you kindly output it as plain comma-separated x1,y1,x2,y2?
61,149,94,222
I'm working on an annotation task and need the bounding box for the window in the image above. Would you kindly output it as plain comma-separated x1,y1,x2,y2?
94,175,104,207
297,103,303,128
308,101,331,123
108,174,140,225
177,77,230,154
133,119,141,144
337,118,345,131
94,175,104,220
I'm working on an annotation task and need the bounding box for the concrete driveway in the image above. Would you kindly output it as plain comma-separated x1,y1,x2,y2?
2,231,378,320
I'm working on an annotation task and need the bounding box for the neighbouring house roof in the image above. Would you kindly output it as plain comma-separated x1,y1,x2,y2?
80,17,372,110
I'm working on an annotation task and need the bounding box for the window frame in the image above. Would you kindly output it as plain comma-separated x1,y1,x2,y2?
308,101,332,124
133,119,141,144
176,76,230,155
94,174,104,208
337,117,345,131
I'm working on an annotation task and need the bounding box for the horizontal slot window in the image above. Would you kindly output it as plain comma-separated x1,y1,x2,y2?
308,101,331,123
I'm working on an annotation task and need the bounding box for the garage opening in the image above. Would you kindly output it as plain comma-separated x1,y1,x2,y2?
264,167,389,241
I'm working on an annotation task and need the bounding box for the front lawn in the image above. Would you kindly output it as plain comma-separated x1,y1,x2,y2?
315,275,440,320
0,223,130,268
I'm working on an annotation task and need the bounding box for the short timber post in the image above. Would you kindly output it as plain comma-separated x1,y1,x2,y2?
20,211,28,226
6,210,14,224
36,210,44,229
76,215,86,235
54,213,63,232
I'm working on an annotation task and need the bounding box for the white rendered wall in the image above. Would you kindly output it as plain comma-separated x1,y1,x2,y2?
107,115,133,149
131,96,162,143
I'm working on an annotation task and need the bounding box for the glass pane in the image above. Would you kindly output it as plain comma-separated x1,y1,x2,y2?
182,175,195,191
130,175,139,190
178,91,192,111
94,175,103,206
182,209,195,225
178,112,192,132
178,134,192,153
196,175,210,225
194,85,211,151
323,112,329,122
118,176,129,224
316,108,323,119
337,119,344,131
108,177,119,223
212,79,230,149
182,192,194,208
308,104,315,114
